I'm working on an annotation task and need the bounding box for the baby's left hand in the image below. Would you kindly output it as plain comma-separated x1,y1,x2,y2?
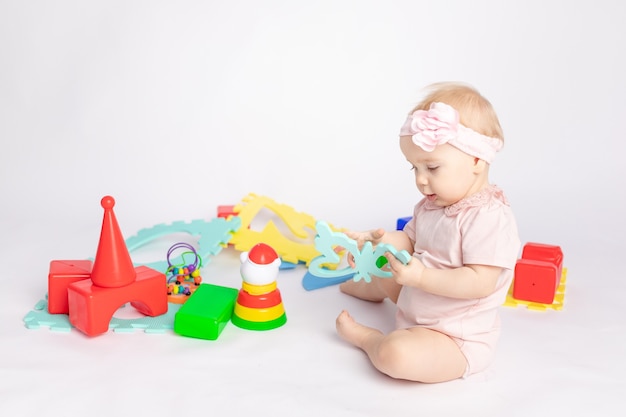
384,252,425,288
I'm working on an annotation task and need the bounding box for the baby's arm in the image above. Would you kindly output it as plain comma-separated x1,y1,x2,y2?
386,255,502,299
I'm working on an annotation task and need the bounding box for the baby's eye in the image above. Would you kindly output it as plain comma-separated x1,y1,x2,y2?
409,165,417,171
427,166,439,172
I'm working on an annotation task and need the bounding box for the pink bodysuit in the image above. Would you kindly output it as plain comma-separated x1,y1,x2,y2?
397,184,520,376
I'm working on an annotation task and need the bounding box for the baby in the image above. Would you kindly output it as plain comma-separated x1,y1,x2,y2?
336,82,520,383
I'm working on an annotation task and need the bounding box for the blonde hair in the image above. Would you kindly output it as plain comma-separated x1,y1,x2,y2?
411,82,504,142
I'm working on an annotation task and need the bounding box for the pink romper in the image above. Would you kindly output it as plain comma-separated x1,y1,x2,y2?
397,184,520,376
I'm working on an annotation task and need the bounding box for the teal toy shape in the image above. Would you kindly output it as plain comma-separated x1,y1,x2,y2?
23,294,181,333
306,221,412,287
124,217,241,272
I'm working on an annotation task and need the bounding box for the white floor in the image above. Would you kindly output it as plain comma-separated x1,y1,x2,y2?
2,228,625,416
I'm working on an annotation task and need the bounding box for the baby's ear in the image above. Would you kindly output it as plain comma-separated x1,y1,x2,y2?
473,157,488,174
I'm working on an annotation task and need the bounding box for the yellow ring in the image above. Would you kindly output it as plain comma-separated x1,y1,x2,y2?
242,281,277,295
234,302,284,322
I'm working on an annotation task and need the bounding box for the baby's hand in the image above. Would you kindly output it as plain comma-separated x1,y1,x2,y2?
345,228,386,246
385,252,425,288
345,228,386,267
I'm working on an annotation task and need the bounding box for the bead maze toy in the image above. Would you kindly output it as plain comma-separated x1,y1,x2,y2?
232,243,287,331
165,242,203,304
47,196,168,337
303,221,412,291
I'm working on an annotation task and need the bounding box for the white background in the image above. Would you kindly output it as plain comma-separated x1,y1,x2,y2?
1,1,625,416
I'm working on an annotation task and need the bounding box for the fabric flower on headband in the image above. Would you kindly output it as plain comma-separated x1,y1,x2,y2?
400,102,460,152
399,101,503,163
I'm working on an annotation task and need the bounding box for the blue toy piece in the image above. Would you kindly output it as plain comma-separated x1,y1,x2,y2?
396,216,412,231
302,270,354,291
305,221,412,290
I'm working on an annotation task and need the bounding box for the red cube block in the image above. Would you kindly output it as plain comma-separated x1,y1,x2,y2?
521,242,563,281
48,260,93,314
512,243,563,304
513,259,559,304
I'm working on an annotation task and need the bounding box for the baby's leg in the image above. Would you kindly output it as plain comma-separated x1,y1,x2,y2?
339,276,402,303
336,311,467,383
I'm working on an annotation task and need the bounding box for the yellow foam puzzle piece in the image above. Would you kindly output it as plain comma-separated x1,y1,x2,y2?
228,193,342,265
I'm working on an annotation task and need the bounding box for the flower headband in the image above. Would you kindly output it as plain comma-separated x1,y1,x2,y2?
399,102,503,163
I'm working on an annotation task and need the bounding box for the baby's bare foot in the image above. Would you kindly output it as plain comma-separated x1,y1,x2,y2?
336,310,382,348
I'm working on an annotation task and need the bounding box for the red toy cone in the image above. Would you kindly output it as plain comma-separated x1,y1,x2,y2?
90,196,136,288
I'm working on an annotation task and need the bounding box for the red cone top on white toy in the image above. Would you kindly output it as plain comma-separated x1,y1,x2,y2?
240,243,281,286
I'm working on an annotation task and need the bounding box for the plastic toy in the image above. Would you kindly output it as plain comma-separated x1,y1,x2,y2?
396,216,412,231
174,283,239,340
165,242,203,304
47,260,93,314
303,221,412,290
503,267,567,311
232,243,287,331
302,270,355,291
512,243,564,304
217,205,237,219
228,193,341,266
47,196,168,337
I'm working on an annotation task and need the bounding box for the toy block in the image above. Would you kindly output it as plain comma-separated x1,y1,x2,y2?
47,260,93,314
217,205,237,219
174,283,239,340
67,265,168,337
521,242,563,280
513,259,559,304
396,216,412,231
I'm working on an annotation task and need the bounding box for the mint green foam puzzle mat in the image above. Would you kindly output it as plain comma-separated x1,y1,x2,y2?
125,217,241,272
23,294,182,334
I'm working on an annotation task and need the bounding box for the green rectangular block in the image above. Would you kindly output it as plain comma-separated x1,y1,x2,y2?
174,283,239,340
